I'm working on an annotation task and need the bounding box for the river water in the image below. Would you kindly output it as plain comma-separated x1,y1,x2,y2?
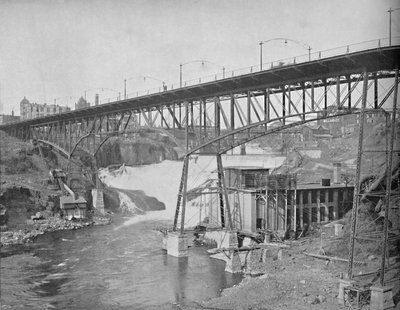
1,153,285,309
0,216,242,309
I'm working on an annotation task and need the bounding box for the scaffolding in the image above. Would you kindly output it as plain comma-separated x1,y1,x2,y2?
255,174,297,234
347,68,399,288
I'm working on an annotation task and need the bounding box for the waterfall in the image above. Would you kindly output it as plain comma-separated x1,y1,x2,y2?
117,191,144,214
98,152,284,227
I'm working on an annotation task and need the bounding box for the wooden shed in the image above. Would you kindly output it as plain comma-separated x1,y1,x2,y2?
60,195,87,220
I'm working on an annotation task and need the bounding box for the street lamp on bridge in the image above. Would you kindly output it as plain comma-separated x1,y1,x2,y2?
388,7,400,46
123,75,165,99
180,60,226,88
259,38,312,71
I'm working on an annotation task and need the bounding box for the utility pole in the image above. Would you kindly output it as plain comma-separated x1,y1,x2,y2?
388,7,400,46
124,79,127,100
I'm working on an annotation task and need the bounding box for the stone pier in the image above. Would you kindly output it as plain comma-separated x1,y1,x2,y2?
337,279,353,305
225,250,242,273
370,285,394,310
166,232,188,257
91,188,105,214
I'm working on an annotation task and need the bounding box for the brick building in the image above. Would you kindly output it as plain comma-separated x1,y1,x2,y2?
20,97,71,120
75,97,90,110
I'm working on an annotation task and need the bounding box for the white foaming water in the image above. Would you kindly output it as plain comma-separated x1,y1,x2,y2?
118,191,142,214
99,150,285,227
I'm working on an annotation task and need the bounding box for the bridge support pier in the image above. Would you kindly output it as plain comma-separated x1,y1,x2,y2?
166,232,188,257
337,279,353,305
220,230,238,249
91,188,105,214
225,250,242,273
370,285,394,310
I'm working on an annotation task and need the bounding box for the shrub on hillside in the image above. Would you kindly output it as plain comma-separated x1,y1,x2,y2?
1,151,37,174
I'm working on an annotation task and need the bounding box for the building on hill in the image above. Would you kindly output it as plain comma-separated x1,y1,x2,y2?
365,111,387,124
301,124,332,142
75,97,90,110
20,97,71,120
0,112,20,125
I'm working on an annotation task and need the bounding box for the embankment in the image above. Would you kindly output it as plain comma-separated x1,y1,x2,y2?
96,129,182,167
0,185,111,246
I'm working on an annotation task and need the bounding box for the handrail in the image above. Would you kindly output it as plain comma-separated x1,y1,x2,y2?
3,36,400,122
122,36,400,100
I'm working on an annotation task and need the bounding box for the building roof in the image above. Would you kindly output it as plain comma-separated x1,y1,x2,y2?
240,182,354,193
60,195,87,209
295,183,353,190
20,97,30,105
225,166,269,171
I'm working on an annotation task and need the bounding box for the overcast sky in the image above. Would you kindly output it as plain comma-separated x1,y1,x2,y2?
0,0,399,115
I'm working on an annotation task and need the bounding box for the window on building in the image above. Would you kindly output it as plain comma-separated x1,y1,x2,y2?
311,190,317,203
320,206,326,221
311,207,318,222
338,190,343,202
320,190,325,203
328,190,334,202
328,206,334,220
303,191,308,204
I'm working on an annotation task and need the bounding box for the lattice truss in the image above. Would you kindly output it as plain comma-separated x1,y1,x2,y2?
26,70,398,161
347,69,399,288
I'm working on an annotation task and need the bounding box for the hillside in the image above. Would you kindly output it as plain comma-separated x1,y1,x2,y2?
95,128,184,167
272,121,398,184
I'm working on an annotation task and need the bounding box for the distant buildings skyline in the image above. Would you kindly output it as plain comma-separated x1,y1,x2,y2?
19,97,71,120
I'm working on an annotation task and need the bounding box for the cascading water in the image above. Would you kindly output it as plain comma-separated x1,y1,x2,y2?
99,153,286,228
117,191,143,214
1,150,285,309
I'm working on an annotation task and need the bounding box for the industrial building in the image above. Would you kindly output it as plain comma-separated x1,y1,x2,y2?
206,165,353,236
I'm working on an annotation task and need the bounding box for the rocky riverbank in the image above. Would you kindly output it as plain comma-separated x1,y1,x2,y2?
198,234,346,310
0,183,112,247
0,214,111,246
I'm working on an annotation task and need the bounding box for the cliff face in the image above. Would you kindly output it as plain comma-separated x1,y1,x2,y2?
103,187,165,215
95,129,181,167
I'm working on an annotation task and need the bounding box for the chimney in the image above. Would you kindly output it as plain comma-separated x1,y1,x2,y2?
95,94,99,106
333,163,342,183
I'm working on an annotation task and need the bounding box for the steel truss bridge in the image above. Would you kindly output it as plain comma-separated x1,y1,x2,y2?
1,41,399,285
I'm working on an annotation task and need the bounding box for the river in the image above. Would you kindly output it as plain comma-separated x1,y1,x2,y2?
0,216,242,309
1,153,285,309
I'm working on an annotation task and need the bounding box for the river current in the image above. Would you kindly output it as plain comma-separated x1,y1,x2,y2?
1,216,242,309
1,153,285,309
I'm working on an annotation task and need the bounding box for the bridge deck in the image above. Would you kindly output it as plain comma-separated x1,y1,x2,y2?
1,45,399,130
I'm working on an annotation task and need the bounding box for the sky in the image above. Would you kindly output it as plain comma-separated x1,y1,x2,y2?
0,0,399,115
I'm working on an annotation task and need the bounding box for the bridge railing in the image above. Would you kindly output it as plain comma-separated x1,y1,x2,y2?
96,36,400,104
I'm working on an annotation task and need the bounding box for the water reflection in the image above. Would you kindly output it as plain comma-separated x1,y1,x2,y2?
1,218,242,309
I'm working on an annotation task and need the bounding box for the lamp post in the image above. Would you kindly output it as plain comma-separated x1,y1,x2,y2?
124,75,165,99
259,38,312,71
180,60,225,88
388,7,400,46
143,76,166,91
124,79,127,100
